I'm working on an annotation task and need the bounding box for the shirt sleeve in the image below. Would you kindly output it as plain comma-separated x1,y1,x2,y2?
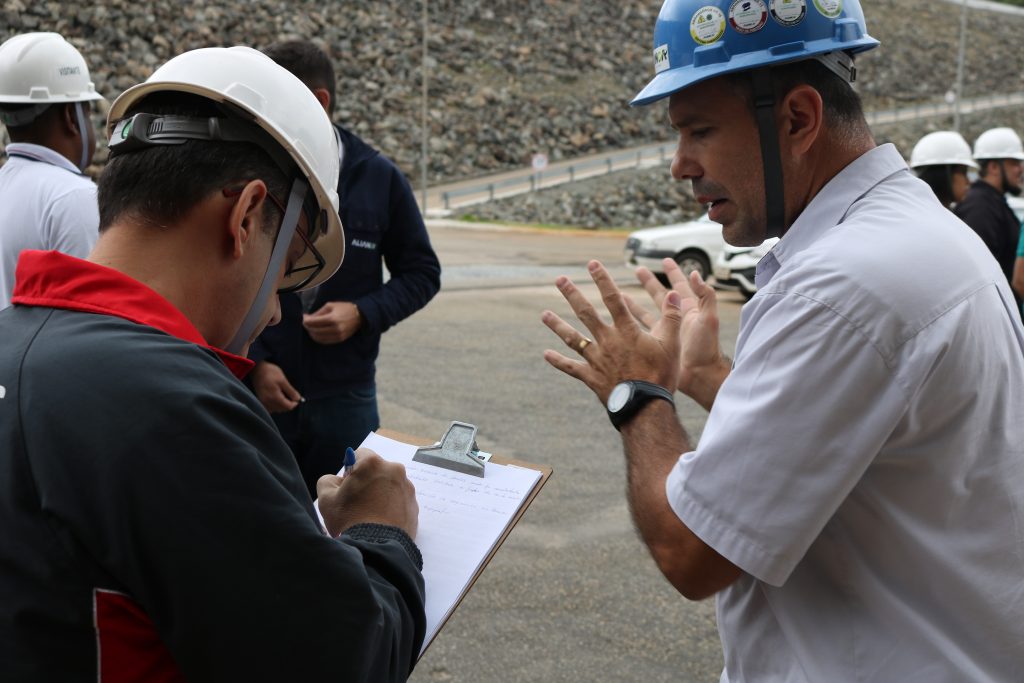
354,167,441,335
665,291,911,587
42,185,99,257
1016,222,1024,258
35,348,426,681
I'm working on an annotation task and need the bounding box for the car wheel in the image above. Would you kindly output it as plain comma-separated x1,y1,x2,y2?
674,250,711,279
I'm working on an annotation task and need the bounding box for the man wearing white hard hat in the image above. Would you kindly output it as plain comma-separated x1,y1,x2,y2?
955,126,1024,304
0,32,102,308
0,47,425,680
908,130,976,209
542,0,1024,679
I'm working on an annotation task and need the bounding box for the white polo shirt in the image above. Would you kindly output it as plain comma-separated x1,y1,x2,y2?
666,144,1024,682
0,142,99,308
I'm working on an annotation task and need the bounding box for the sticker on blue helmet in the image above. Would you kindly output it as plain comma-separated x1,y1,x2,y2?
729,0,768,34
770,0,807,26
654,44,671,73
690,6,727,45
812,0,842,19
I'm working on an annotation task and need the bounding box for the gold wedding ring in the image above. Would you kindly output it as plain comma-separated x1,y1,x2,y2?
577,337,592,352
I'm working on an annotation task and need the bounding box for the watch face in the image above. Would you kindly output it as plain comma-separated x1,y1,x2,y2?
607,383,632,412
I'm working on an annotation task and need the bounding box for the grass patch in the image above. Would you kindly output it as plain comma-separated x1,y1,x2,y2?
455,213,634,234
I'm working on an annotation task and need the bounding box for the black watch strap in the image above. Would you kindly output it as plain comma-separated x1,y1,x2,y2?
607,380,675,431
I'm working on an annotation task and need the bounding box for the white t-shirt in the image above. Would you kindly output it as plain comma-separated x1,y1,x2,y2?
0,143,99,308
666,145,1024,682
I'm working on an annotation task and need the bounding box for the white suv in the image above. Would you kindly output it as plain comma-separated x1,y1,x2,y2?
713,238,779,300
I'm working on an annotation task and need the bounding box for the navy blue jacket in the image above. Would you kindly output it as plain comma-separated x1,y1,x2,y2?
954,180,1021,286
251,125,441,398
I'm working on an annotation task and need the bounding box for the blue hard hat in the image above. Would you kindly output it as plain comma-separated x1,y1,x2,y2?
631,0,879,106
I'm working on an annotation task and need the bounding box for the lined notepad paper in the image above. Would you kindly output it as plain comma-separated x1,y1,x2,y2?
357,431,542,655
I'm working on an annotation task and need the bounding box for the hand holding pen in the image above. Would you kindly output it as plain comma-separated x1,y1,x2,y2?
316,447,419,539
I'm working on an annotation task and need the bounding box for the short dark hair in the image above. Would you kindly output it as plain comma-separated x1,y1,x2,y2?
261,41,335,117
97,92,290,233
915,164,965,208
977,158,1003,180
729,57,867,136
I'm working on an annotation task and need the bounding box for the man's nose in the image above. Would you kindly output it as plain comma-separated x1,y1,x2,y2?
671,144,701,181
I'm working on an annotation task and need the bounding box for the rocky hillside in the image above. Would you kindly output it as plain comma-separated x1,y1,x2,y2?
4,0,1024,189
6,0,1024,176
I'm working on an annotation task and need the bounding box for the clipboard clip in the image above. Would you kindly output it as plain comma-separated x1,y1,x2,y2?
413,421,490,477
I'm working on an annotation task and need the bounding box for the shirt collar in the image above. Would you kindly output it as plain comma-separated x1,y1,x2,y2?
333,125,345,170
4,142,84,176
11,250,254,379
756,144,909,287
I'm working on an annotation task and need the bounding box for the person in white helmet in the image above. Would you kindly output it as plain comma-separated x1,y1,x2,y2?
542,0,1024,680
0,32,102,308
248,41,441,499
954,126,1024,303
0,47,425,680
908,130,976,209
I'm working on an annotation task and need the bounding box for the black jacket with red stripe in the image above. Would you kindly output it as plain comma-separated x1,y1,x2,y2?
0,251,426,681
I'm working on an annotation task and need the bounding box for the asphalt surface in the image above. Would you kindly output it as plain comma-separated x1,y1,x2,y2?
376,222,746,682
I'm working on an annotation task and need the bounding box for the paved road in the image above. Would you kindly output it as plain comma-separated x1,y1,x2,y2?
376,223,746,682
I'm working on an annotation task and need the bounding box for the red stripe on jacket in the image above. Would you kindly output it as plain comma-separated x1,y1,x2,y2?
94,589,185,683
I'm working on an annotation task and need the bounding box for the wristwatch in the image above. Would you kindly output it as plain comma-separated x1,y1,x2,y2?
606,380,675,431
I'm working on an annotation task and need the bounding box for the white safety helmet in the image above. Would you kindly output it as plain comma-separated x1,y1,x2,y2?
0,32,103,168
909,131,978,170
0,32,103,105
106,46,344,294
972,127,1024,162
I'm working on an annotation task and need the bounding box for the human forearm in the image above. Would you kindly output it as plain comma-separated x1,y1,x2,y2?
620,400,740,600
358,266,440,334
339,529,428,678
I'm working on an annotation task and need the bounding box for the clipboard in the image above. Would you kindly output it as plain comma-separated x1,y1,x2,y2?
375,424,552,658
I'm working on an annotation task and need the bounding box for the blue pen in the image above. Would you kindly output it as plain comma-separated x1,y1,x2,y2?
341,447,357,477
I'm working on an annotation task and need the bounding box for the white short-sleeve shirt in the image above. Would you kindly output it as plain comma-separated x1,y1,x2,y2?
0,143,99,308
666,145,1024,682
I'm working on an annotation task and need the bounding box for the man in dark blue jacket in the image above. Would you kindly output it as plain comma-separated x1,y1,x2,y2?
249,41,441,497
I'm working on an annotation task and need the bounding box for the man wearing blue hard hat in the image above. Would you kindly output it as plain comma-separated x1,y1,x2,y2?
543,0,1024,679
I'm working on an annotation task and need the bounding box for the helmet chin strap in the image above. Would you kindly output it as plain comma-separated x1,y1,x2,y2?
750,68,787,239
225,177,308,355
73,101,90,171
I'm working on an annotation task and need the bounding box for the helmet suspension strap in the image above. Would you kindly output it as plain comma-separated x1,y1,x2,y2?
226,176,308,355
73,101,90,171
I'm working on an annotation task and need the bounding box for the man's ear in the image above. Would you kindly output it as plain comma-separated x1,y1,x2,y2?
226,180,269,260
778,84,824,158
311,87,332,117
61,103,80,137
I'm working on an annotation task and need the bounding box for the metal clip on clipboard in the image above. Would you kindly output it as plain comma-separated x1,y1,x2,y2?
412,421,491,477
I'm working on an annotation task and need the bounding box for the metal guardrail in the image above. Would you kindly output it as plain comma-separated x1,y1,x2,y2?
866,92,1024,126
438,143,675,210
430,91,1024,212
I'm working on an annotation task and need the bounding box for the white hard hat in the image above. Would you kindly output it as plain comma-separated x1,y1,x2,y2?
973,127,1024,162
909,131,978,170
107,46,344,292
0,32,103,104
